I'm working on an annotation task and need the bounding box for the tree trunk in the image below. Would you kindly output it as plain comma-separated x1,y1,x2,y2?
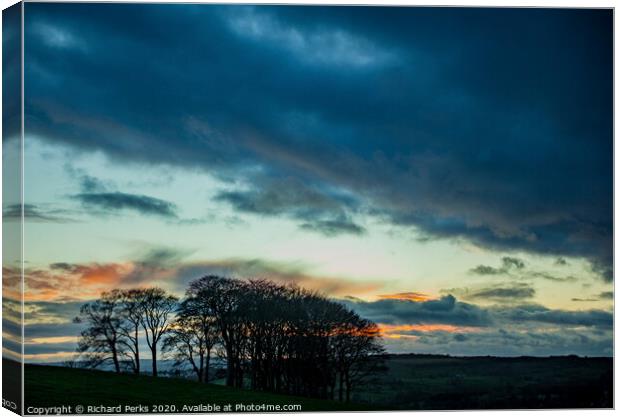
225,347,234,386
345,374,351,403
134,327,140,374
112,349,120,374
205,350,211,383
151,345,158,377
198,353,204,383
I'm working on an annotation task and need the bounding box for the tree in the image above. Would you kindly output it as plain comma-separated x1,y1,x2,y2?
74,295,125,373
332,316,385,402
186,276,248,388
138,287,178,377
163,297,219,382
72,279,385,402
115,289,145,374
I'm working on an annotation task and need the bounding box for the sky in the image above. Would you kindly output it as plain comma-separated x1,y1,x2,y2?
2,4,613,362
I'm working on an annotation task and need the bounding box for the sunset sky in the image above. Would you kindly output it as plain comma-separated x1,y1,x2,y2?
3,4,613,362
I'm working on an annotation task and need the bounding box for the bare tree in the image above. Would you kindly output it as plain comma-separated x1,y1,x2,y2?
74,295,125,373
163,311,218,382
115,289,145,374
138,287,178,377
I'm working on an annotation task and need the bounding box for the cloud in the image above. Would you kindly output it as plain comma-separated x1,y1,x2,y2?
23,5,612,279
470,256,526,276
382,326,612,357
378,292,431,302
3,203,76,223
470,265,503,276
501,256,525,270
31,21,86,50
72,191,178,218
215,176,365,236
469,256,578,283
571,291,613,302
447,283,536,302
298,219,365,236
342,293,612,355
494,304,612,328
16,251,384,302
528,271,578,283
342,294,612,330
471,285,535,300
225,7,396,68
340,295,492,327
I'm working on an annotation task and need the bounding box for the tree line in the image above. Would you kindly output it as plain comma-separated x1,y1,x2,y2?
74,275,385,402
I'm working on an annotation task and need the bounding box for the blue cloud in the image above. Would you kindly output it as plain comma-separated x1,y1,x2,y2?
23,4,612,279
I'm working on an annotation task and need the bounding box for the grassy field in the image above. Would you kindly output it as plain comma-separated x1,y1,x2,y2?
20,355,613,413
23,363,367,413
353,354,613,410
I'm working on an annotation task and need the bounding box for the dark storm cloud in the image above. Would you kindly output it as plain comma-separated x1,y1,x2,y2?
24,5,612,278
3,3,21,140
598,291,613,300
73,192,178,219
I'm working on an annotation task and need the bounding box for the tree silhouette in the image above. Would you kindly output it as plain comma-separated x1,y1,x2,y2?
74,278,385,402
74,295,126,373
115,289,145,374
186,276,247,388
163,298,219,382
138,287,178,377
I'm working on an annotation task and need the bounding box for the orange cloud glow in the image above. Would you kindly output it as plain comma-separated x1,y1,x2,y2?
77,263,133,286
379,323,480,339
378,292,432,302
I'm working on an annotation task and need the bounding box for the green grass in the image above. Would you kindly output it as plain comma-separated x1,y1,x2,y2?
24,364,369,413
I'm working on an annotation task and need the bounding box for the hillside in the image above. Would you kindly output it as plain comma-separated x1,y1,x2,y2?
23,363,367,413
